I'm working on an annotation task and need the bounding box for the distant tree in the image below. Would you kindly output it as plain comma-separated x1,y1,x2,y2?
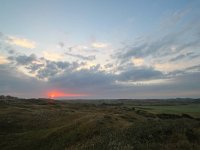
0,95,5,99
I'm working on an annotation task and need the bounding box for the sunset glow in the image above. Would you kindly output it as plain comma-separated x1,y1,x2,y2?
47,91,87,99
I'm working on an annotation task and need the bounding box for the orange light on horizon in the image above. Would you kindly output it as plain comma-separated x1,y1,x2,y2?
47,91,87,99
50,94,55,99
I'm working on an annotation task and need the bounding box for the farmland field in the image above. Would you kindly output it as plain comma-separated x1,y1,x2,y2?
0,98,200,150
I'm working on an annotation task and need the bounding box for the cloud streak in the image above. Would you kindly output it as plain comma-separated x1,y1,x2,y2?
0,55,9,64
8,36,36,49
91,42,108,48
65,52,96,61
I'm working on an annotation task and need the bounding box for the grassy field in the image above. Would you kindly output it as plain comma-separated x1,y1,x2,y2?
0,98,200,150
135,104,200,118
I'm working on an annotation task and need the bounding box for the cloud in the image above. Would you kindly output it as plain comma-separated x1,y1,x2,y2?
67,45,89,51
1,53,200,98
7,53,80,79
160,9,189,29
104,63,113,69
0,64,46,98
118,29,199,60
58,42,65,48
36,60,77,79
117,43,147,59
170,53,188,62
8,36,36,49
154,63,182,72
185,64,200,72
65,44,100,53
166,64,200,77
65,52,95,61
0,54,9,64
169,52,199,62
43,51,63,61
118,67,163,82
8,54,37,65
48,67,116,95
9,53,164,86
166,72,200,91
47,65,200,98
115,9,200,75
91,42,108,48
132,57,144,67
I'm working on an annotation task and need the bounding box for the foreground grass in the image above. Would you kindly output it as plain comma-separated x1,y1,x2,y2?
0,99,200,150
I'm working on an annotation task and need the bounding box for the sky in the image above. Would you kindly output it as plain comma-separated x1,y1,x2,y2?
0,0,200,99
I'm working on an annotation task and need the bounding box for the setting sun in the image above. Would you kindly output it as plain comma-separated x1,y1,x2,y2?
47,91,87,99
50,94,55,99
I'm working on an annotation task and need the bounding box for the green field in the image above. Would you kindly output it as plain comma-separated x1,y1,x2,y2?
0,98,200,150
135,104,200,118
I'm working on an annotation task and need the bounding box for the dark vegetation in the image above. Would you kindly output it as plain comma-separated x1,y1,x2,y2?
0,96,200,150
